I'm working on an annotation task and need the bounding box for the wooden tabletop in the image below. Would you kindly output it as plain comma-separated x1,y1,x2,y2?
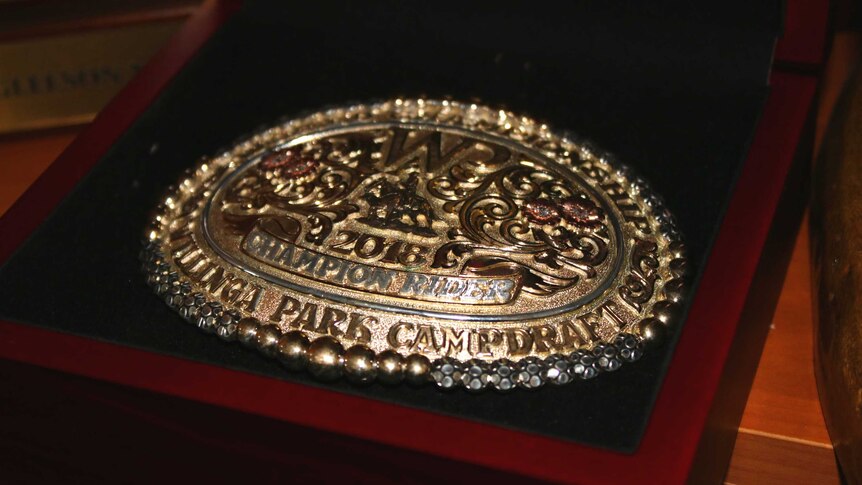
725,218,839,484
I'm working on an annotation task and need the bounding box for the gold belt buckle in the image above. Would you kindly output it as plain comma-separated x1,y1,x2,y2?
142,99,687,392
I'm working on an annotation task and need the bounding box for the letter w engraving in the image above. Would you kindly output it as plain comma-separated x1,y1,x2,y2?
382,128,473,173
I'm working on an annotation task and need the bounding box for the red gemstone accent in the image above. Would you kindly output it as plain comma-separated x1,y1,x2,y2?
559,197,603,226
523,198,561,225
260,149,319,179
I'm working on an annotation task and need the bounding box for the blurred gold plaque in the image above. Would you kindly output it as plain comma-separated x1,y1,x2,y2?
0,20,181,134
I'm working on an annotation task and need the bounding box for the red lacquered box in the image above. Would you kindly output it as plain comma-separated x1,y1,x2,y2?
0,2,827,483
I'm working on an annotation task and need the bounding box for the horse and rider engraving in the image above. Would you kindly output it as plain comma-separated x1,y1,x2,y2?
358,172,438,237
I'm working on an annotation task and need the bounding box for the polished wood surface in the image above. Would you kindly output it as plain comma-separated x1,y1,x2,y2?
726,219,839,484
738,219,828,444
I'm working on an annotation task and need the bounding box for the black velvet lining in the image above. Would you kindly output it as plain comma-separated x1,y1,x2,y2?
0,1,779,452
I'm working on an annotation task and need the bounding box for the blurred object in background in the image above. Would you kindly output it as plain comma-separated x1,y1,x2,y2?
810,2,862,480
0,0,200,134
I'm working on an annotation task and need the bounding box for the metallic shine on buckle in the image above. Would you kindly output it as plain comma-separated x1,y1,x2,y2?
142,99,687,392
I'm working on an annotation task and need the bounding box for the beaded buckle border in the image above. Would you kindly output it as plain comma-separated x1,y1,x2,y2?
141,99,687,392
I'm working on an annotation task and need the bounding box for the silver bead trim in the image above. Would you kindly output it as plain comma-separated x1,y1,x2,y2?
142,238,665,392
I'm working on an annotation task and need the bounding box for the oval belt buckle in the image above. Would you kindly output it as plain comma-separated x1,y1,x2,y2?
142,99,687,392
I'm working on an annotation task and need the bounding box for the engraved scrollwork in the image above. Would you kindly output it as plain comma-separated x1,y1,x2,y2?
220,134,381,244
217,124,616,297
429,160,612,295
619,238,660,311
